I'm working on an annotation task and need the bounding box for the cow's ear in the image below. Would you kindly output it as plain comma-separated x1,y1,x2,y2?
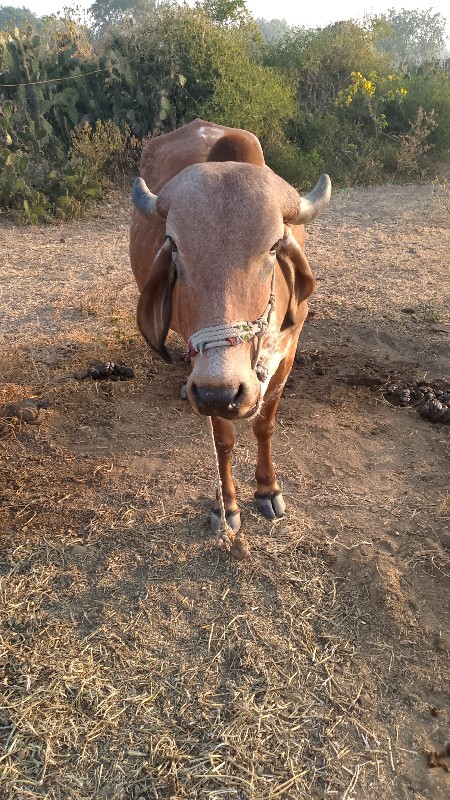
277,226,316,329
136,239,176,363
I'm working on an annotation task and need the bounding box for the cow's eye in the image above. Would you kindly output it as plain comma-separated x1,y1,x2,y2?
165,235,178,253
269,240,281,255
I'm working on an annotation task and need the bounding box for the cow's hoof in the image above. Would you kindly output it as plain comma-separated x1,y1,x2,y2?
210,509,241,535
255,491,286,520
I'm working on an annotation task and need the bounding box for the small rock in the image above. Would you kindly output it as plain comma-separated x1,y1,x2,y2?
180,384,187,400
401,307,415,314
16,407,41,424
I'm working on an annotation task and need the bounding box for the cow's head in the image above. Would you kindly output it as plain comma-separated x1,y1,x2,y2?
132,162,330,419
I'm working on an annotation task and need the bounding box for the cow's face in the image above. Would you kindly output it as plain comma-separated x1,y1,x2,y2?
133,163,331,419
162,166,284,418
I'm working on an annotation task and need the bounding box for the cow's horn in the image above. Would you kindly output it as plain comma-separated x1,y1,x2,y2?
132,177,159,217
291,174,332,225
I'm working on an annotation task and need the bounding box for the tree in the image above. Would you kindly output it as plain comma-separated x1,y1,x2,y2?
0,5,39,30
256,18,292,44
130,5,293,141
88,0,155,34
369,8,447,69
197,0,250,26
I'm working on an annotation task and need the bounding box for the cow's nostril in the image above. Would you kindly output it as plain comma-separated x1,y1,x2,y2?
190,383,245,417
191,382,200,404
228,384,244,411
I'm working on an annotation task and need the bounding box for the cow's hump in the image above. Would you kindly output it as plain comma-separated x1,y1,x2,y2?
207,130,265,166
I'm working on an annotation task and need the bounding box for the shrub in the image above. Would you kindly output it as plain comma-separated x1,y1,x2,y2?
264,138,325,189
70,119,145,187
395,107,438,178
127,5,294,143
1,6,449,223
399,68,450,158
0,100,101,223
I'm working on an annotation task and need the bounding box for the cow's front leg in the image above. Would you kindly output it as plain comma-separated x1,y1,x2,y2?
253,370,289,520
210,416,241,535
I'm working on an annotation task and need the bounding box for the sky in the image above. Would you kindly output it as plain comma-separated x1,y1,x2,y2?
4,0,450,41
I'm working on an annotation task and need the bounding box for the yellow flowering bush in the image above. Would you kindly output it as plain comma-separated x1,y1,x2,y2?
336,70,408,131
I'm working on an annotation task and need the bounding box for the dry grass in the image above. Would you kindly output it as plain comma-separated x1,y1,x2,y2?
432,176,450,218
0,416,376,799
1,185,449,799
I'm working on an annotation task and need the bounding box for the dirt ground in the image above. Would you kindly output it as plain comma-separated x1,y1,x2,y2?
0,183,449,800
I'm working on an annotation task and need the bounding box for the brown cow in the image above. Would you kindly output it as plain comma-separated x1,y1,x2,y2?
130,119,331,539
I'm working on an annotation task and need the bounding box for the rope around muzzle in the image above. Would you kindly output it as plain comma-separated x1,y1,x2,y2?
183,271,276,383
193,272,276,556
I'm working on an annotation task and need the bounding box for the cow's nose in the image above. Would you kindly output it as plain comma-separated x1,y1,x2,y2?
190,383,244,417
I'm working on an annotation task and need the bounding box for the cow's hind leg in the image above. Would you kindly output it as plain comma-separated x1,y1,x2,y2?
253,374,287,520
210,416,241,534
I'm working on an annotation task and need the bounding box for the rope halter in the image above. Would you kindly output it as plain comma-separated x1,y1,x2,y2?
182,271,276,383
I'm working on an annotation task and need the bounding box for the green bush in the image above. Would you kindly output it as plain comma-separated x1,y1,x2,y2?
0,100,101,222
264,138,325,189
126,5,294,142
264,17,450,186
398,68,450,158
70,118,145,186
1,4,449,224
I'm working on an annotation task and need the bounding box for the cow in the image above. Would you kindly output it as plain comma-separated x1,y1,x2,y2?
130,119,331,551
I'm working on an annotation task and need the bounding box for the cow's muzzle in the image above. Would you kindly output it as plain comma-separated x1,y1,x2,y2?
189,381,259,419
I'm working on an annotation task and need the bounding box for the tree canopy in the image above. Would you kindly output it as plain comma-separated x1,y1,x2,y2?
88,0,155,34
369,7,447,69
0,5,39,29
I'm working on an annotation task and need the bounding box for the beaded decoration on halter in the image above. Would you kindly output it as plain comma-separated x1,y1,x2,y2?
182,271,276,382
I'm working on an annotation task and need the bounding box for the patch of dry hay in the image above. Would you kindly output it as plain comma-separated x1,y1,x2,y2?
0,415,379,799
